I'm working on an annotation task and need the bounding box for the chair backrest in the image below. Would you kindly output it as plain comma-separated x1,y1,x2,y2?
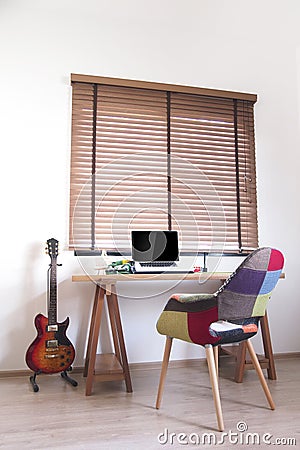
217,248,284,321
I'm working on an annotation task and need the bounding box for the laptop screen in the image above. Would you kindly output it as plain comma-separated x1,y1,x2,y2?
131,230,179,262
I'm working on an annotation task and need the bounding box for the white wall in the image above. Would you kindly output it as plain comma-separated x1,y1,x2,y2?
1,0,300,371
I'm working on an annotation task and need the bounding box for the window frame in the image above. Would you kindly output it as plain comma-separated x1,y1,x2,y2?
69,74,258,255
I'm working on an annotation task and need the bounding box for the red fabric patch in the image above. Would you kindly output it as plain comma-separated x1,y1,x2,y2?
268,249,284,271
187,306,220,346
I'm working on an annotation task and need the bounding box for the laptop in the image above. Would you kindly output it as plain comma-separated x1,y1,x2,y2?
131,230,194,273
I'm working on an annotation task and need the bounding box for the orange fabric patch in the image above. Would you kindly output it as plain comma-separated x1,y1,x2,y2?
242,324,258,333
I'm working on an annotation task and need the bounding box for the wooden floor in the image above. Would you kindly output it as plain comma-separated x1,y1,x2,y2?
0,357,299,449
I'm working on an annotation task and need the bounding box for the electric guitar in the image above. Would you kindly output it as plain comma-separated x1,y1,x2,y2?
25,238,75,375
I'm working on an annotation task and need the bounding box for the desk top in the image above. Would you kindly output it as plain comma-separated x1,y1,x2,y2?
72,272,285,284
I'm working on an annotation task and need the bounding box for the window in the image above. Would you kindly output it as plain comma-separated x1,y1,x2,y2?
70,74,258,255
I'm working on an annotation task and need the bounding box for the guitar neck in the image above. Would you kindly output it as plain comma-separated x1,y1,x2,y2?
48,262,57,325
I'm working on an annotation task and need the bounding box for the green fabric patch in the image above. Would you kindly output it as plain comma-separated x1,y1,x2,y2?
156,311,192,343
252,293,270,316
174,293,215,303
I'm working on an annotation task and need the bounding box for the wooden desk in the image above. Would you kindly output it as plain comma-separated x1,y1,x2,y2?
72,272,284,395
72,272,217,395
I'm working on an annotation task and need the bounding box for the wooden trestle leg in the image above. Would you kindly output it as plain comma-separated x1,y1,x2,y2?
84,284,132,396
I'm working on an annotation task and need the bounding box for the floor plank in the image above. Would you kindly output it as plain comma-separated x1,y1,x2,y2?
0,358,299,449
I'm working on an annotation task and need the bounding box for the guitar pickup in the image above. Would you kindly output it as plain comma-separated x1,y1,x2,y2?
46,324,58,332
46,339,59,348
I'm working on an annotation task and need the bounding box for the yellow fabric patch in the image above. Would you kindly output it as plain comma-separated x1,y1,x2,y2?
252,293,270,316
156,311,192,343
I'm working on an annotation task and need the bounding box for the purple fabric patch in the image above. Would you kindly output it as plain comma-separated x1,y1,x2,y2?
224,268,266,295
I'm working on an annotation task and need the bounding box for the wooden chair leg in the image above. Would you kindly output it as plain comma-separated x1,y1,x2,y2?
235,341,247,383
156,336,173,410
206,344,224,432
246,340,275,410
213,345,219,377
260,313,277,380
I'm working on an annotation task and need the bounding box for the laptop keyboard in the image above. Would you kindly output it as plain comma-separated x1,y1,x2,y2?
140,261,177,267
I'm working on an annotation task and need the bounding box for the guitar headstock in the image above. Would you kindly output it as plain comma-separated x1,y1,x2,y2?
46,238,59,260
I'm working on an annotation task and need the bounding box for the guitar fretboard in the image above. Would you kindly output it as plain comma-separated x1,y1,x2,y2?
48,262,57,325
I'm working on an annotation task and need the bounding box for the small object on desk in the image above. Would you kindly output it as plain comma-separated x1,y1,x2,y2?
95,250,110,274
104,268,116,274
101,249,110,267
96,266,107,275
106,260,135,274
111,259,131,267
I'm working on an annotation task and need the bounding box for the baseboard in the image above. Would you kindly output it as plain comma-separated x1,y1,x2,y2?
0,360,203,378
271,351,300,359
129,358,207,372
1,352,299,379
0,365,85,379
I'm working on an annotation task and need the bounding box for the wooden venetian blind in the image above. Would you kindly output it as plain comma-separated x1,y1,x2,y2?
70,74,258,254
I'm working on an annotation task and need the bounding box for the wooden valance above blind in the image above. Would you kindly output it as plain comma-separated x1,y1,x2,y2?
69,74,258,255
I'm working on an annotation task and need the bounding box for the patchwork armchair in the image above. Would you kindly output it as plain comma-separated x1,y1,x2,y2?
155,247,284,431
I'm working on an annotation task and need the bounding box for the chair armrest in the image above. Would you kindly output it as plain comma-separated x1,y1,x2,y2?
157,293,219,345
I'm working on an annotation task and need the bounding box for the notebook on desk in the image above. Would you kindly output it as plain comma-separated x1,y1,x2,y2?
131,230,194,274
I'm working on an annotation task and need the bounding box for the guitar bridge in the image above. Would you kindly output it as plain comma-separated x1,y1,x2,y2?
45,354,59,359
46,339,59,348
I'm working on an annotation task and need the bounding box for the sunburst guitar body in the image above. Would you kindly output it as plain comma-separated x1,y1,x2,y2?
25,313,75,374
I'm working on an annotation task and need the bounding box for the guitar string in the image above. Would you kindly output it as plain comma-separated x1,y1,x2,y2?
47,265,51,320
